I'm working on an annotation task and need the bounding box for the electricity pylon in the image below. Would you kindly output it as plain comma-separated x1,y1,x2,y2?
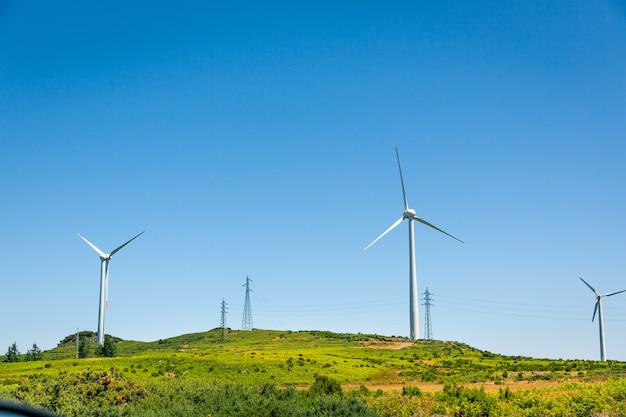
220,298,228,342
241,276,253,331
421,288,433,342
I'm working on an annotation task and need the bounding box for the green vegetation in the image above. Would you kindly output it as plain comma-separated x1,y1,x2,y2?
1,329,626,416
96,335,118,358
24,343,42,362
4,342,19,363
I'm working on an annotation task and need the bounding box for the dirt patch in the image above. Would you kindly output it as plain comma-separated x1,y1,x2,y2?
359,339,414,350
303,378,589,394
390,342,413,350
349,379,585,393
344,382,442,393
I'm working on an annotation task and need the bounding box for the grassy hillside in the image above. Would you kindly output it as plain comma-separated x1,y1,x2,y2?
5,329,625,387
2,329,626,416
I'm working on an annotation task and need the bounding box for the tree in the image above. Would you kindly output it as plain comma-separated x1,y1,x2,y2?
5,342,19,362
78,337,90,358
96,335,117,357
25,342,42,361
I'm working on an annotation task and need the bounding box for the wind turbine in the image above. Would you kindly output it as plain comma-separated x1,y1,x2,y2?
77,231,144,346
360,148,463,341
580,277,626,361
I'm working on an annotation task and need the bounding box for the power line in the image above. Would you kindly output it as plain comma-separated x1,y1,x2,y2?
435,294,590,321
436,304,585,321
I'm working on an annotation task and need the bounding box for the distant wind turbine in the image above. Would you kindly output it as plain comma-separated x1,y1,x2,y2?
580,277,626,361
77,231,144,346
360,148,463,341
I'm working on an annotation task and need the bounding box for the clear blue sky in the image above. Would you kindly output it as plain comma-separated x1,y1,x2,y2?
1,1,625,361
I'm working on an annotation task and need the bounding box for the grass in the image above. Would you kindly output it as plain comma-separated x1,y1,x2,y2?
3,328,624,389
3,329,626,416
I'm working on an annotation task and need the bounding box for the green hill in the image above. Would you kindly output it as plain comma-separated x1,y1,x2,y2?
32,328,626,387
2,329,626,416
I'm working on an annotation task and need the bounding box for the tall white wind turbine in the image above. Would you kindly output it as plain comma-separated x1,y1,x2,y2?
360,148,463,341
77,231,144,346
580,277,626,361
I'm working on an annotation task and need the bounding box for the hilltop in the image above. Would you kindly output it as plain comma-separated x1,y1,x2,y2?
7,328,625,392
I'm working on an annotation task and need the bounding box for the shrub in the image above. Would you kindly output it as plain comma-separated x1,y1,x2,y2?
402,385,422,397
309,374,342,396
432,383,498,417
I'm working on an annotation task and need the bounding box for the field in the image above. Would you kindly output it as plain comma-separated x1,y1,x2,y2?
2,329,626,416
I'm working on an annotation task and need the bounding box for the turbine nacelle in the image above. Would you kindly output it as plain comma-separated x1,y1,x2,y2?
404,208,416,219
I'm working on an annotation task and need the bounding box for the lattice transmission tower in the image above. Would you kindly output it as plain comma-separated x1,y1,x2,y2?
220,298,228,342
421,288,434,342
241,276,253,330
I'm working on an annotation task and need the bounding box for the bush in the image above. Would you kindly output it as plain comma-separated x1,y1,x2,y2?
402,386,422,397
309,374,342,396
308,395,379,417
6,373,381,417
11,370,147,416
431,383,498,417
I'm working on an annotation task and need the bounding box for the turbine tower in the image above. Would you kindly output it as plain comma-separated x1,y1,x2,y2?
241,276,253,331
360,148,462,341
77,231,144,346
580,277,626,361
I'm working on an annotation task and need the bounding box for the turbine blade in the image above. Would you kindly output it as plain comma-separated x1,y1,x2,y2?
580,277,598,295
359,216,405,255
77,233,106,258
592,301,599,322
414,217,464,243
605,289,626,297
110,231,144,257
395,147,409,211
